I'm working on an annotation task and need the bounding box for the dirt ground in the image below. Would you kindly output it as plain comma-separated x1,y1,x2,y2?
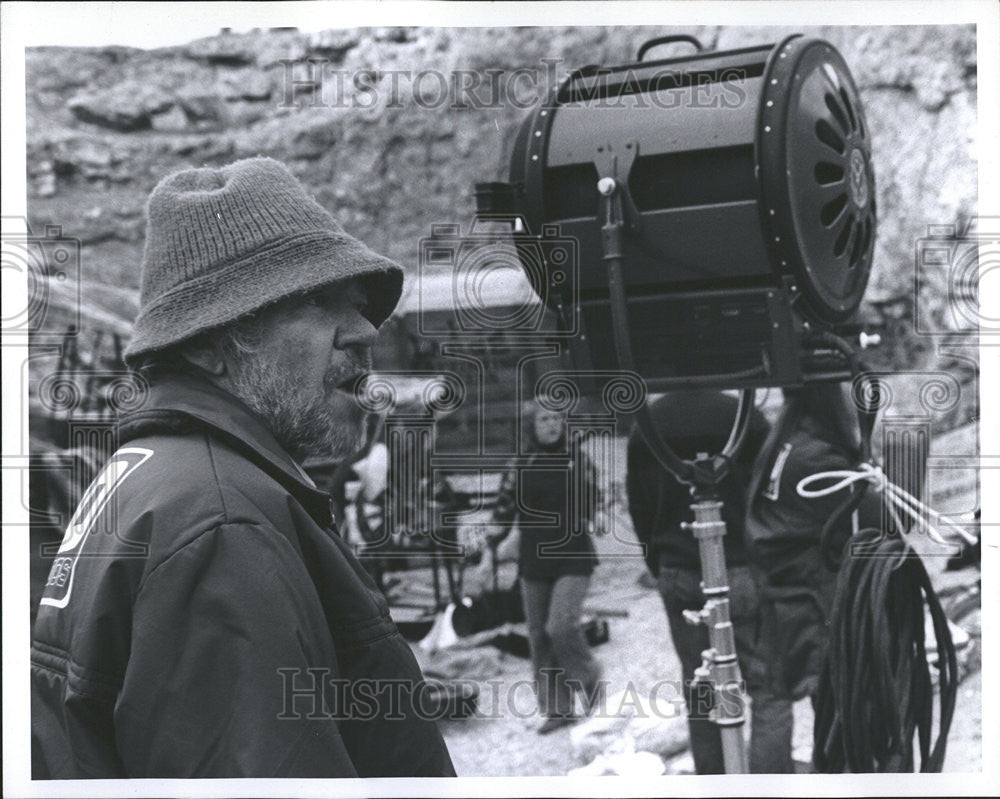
407,511,983,777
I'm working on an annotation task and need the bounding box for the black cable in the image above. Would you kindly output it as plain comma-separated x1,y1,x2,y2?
602,185,695,485
814,528,958,772
818,481,871,572
803,335,957,772
602,181,764,489
721,389,755,460
811,331,877,462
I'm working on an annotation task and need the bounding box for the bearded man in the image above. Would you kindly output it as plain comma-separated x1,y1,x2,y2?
30,157,456,779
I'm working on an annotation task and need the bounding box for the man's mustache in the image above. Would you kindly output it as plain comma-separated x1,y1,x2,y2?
324,356,373,394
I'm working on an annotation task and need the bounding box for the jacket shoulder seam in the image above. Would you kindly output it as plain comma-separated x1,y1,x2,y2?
204,433,232,522
137,520,287,593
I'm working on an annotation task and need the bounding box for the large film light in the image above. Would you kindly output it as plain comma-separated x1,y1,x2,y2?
481,34,876,390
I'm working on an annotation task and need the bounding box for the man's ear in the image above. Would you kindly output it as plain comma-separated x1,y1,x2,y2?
180,340,226,376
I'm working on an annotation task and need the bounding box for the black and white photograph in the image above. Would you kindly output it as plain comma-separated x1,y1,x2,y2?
2,1,997,796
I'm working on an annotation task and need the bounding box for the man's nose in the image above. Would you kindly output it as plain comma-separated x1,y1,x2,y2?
335,313,378,350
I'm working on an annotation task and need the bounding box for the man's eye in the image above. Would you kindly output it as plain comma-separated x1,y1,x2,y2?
302,290,367,314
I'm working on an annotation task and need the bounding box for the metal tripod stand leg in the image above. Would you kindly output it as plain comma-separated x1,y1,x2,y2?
682,498,749,774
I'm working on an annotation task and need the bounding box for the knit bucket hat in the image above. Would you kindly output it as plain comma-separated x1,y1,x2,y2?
124,156,404,363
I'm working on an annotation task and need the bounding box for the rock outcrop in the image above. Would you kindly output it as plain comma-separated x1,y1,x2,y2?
25,25,979,428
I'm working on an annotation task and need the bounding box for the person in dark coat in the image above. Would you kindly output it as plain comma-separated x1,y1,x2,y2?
30,158,455,778
626,390,792,773
745,384,882,720
489,400,603,734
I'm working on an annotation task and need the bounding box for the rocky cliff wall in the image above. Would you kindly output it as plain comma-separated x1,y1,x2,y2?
24,24,979,425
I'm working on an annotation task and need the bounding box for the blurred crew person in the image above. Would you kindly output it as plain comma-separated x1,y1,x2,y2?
31,158,455,779
488,400,603,734
626,390,791,773
744,383,882,771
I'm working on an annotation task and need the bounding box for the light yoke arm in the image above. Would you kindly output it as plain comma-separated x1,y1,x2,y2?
596,158,754,491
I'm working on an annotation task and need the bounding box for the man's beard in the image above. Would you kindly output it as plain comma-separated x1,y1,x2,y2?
226,352,369,464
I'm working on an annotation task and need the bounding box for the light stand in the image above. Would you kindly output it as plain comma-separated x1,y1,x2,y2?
595,159,752,773
684,487,750,774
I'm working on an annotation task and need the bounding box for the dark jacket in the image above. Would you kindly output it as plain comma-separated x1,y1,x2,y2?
744,403,881,700
493,442,599,581
31,373,455,779
626,391,770,575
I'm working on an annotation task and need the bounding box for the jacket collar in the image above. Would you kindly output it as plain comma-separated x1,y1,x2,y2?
117,372,334,525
